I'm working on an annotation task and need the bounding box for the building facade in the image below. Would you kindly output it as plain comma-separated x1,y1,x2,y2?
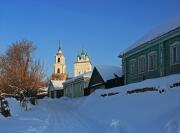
74,50,92,77
119,16,180,84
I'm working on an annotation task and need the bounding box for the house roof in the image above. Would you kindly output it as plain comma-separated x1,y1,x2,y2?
119,15,180,57
95,65,122,82
50,80,64,90
63,71,92,84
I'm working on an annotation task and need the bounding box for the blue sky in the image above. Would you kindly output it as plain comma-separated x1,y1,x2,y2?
0,0,180,77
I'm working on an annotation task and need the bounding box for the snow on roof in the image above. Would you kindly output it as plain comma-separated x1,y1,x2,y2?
39,87,48,91
50,80,64,90
119,15,180,56
81,71,92,78
95,65,122,82
63,71,92,84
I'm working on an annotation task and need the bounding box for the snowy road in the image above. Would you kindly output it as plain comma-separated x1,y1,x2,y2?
43,99,95,133
1,98,99,133
18,98,100,133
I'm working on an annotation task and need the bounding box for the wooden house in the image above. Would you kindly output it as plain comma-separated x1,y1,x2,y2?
48,80,64,98
119,15,180,84
63,72,92,98
85,65,123,95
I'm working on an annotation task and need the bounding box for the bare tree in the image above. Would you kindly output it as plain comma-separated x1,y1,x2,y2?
0,40,45,97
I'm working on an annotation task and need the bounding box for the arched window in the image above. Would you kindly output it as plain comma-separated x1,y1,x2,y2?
58,58,60,63
57,68,60,73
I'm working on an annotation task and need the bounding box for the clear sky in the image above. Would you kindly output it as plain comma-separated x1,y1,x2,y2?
0,0,180,77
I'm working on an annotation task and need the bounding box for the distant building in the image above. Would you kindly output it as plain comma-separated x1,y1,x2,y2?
48,80,64,98
85,65,123,95
118,15,180,84
74,49,92,77
37,87,48,99
63,72,92,98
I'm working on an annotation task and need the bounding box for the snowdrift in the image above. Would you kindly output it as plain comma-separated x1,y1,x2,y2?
0,74,180,133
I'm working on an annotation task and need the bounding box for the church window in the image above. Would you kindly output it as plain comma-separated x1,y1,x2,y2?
58,58,60,63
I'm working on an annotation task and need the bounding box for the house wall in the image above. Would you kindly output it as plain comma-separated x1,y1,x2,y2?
55,90,64,98
73,81,84,97
164,35,180,75
48,91,51,98
64,77,89,98
105,77,124,88
50,91,54,98
122,29,180,84
48,81,64,98
64,83,73,97
124,44,160,84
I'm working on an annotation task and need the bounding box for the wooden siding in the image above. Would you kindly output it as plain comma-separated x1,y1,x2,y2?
64,77,90,98
125,44,160,84
105,77,124,88
164,35,180,75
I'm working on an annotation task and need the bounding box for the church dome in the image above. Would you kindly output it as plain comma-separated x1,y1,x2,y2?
81,49,85,55
57,47,64,56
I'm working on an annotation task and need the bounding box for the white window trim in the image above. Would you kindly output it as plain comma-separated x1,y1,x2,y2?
138,55,146,74
129,59,137,74
148,51,157,72
170,41,180,65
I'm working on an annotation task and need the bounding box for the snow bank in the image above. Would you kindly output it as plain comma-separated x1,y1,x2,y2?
0,74,180,133
95,74,180,96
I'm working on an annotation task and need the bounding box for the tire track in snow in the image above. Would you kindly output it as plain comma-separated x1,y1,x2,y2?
44,100,95,133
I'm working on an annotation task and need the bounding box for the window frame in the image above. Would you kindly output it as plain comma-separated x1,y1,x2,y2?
129,59,137,75
170,42,180,65
148,51,157,72
138,55,146,74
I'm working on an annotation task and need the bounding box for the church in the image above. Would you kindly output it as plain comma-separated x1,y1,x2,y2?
48,46,67,98
53,46,92,79
48,45,92,98
74,49,92,77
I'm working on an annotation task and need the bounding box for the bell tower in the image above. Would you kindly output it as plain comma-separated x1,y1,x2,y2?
53,45,66,81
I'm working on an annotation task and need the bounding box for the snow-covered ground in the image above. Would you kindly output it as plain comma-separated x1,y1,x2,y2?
0,74,180,133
